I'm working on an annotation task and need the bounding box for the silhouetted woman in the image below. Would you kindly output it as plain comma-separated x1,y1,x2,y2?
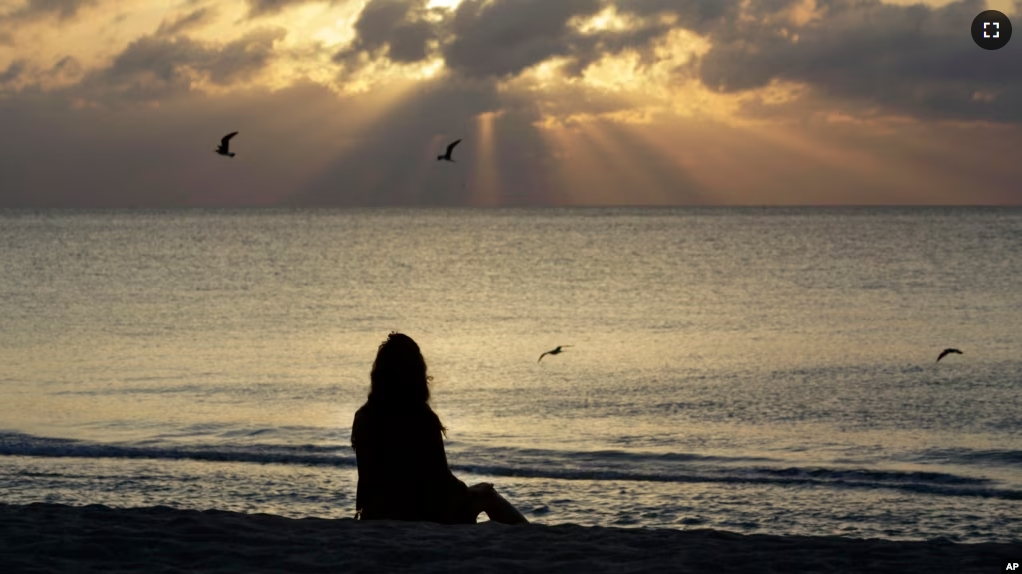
351,332,529,525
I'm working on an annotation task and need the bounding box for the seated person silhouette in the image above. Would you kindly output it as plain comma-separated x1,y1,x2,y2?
351,332,529,525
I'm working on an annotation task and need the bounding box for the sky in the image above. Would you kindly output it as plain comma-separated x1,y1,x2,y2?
0,0,1020,206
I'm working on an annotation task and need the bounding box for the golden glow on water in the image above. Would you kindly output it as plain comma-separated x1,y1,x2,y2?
1,211,1021,541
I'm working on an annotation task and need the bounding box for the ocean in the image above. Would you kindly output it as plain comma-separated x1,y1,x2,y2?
1,207,1019,543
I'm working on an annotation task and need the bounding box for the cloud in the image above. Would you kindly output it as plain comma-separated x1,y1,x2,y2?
50,55,81,74
559,19,679,77
156,7,217,37
245,0,339,17
205,28,286,83
334,0,440,66
333,0,693,81
442,0,603,78
0,59,27,85
697,0,1022,122
615,0,740,31
362,0,1018,123
75,27,287,103
0,56,81,93
4,0,98,21
0,0,98,45
44,55,84,85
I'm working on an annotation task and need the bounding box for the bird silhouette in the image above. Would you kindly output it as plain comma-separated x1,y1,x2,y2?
936,348,962,362
538,345,573,363
215,132,238,157
437,139,461,162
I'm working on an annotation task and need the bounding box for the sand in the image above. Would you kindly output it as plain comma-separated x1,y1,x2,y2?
0,503,1017,573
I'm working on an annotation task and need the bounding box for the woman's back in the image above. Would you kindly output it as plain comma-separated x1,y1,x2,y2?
350,332,527,526
352,402,472,524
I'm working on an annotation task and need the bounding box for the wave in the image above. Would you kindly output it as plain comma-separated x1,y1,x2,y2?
909,447,1022,468
461,445,778,465
2,432,1020,501
0,432,355,468
449,464,1022,500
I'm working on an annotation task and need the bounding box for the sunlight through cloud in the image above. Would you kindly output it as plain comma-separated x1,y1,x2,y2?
571,6,633,34
425,0,464,9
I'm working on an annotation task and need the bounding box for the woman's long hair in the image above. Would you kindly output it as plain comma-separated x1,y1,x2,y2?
365,332,445,433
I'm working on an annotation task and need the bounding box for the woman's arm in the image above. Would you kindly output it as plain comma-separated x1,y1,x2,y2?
425,413,468,495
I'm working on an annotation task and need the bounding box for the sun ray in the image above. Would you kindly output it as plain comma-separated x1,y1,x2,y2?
272,78,444,204
627,115,956,206
534,124,590,205
401,134,452,203
737,123,901,204
536,121,640,205
573,120,673,205
471,111,502,206
682,126,822,205
596,119,711,205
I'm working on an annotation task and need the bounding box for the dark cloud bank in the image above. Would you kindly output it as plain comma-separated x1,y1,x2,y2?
699,0,1022,123
327,0,1022,122
6,0,1021,122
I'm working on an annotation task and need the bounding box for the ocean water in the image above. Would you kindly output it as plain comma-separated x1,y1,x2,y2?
0,207,1020,543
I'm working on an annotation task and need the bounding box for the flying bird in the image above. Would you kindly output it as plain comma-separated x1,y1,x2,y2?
936,348,963,362
538,345,573,363
215,132,239,157
437,139,461,162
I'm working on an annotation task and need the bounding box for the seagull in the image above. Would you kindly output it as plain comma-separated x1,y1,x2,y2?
538,345,573,363
215,132,238,157
437,139,461,162
936,348,963,363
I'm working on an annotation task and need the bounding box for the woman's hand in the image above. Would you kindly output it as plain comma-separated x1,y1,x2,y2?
467,482,495,496
467,482,495,514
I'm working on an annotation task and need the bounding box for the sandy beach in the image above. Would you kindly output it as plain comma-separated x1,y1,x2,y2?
0,503,1017,573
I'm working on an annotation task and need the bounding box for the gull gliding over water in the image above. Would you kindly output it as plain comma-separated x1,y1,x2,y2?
215,132,238,157
538,345,573,363
936,348,963,362
438,139,461,162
